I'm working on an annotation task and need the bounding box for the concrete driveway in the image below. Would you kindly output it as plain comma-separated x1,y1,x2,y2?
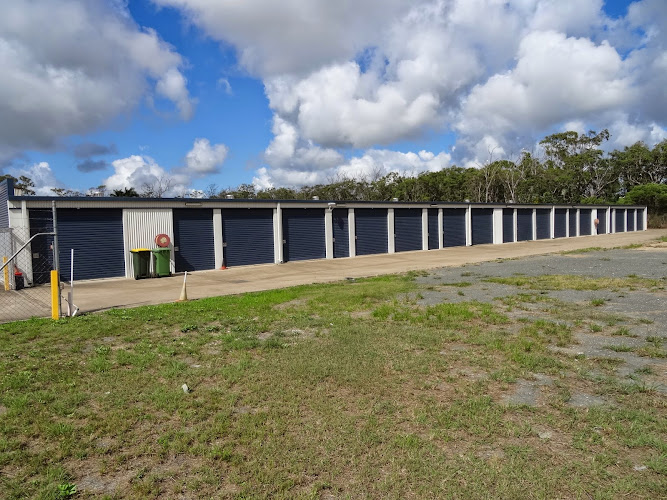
66,229,667,315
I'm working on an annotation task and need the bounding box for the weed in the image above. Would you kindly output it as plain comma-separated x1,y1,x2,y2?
605,345,635,353
57,483,77,498
590,298,606,307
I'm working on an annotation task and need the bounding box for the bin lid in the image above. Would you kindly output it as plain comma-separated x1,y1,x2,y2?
151,248,170,253
131,248,150,252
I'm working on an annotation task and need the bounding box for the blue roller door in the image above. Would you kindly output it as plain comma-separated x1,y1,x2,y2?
471,208,493,245
394,209,422,252
173,209,215,272
615,209,625,232
428,209,439,249
536,209,550,240
283,208,325,262
502,209,514,243
0,181,9,228
637,210,644,230
597,210,607,234
627,209,635,231
517,209,533,241
554,209,567,238
443,209,466,247
333,208,349,258
580,209,592,235
355,209,387,256
569,210,578,236
58,208,125,281
29,209,54,285
222,209,274,267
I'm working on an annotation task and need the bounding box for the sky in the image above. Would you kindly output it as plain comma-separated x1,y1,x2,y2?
0,0,666,196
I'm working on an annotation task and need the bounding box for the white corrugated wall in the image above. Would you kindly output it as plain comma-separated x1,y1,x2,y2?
123,209,174,278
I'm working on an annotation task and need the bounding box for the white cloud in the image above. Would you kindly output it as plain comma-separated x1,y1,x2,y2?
152,0,413,76
0,0,194,162
85,0,661,185
184,138,229,174
104,155,189,195
7,162,63,196
253,148,450,189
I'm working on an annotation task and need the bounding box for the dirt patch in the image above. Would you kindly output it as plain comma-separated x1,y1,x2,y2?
273,298,307,310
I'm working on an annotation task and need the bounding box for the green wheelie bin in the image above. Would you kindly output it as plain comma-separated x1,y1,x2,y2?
151,248,171,277
130,248,151,279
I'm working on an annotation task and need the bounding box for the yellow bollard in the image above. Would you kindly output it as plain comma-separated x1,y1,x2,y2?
50,270,60,320
3,257,8,291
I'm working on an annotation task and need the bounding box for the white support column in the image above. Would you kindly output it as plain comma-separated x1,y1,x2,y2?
623,209,627,232
465,205,472,246
634,209,638,231
213,209,223,269
274,203,283,264
438,209,443,249
492,208,503,244
348,208,356,257
387,208,395,254
592,208,598,235
566,209,570,237
550,207,555,239
643,207,648,230
576,208,580,236
513,208,518,242
421,209,429,250
532,209,537,240
324,209,334,259
8,201,32,285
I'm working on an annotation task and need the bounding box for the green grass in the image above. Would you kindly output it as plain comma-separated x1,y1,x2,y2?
0,272,665,498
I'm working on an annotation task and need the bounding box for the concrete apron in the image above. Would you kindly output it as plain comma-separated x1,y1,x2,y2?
72,229,667,314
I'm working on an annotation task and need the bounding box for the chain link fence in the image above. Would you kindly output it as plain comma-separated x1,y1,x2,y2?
0,209,59,323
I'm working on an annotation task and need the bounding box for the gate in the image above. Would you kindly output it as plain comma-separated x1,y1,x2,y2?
1,224,59,323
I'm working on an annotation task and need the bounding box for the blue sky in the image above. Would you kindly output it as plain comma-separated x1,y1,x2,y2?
1,0,665,196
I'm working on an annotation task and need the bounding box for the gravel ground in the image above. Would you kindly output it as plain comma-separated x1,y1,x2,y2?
414,246,667,401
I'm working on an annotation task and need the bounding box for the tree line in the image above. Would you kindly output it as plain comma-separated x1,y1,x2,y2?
214,130,666,215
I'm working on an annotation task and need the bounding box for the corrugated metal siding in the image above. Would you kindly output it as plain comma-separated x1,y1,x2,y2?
502,209,514,243
637,210,645,230
282,208,326,262
428,209,439,249
123,209,174,277
332,208,349,258
536,209,550,240
173,209,215,272
394,208,422,252
554,209,567,238
471,208,493,245
442,208,466,247
597,210,607,234
579,209,592,235
355,208,388,256
0,181,9,228
615,209,625,232
60,208,125,280
29,209,54,284
569,210,578,236
517,209,533,241
222,208,274,266
627,209,636,231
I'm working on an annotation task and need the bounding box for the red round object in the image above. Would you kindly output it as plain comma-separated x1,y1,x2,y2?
155,234,171,247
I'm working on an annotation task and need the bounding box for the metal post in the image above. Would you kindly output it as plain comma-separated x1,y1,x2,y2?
51,200,61,318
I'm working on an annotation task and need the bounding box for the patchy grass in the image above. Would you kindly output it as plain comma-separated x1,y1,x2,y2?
1,271,665,499
484,274,665,291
